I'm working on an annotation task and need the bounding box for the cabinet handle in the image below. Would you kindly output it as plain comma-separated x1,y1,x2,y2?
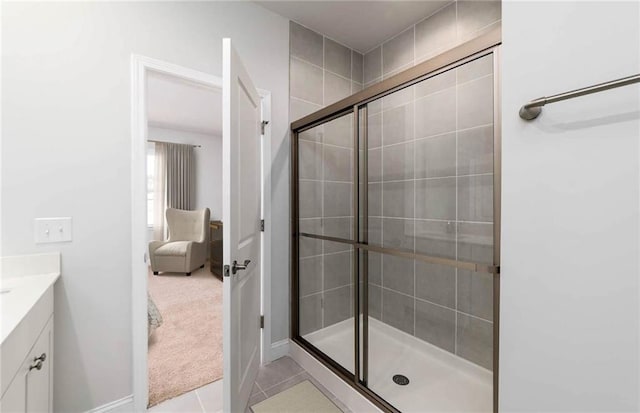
29,353,46,371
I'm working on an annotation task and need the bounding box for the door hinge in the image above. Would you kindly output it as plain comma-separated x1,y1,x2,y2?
261,120,269,135
260,219,265,232
260,315,264,329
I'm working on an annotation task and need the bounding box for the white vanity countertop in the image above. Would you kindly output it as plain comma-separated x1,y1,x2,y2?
0,253,61,344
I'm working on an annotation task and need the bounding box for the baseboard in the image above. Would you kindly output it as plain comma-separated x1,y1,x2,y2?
289,342,381,413
270,338,290,361
85,395,134,413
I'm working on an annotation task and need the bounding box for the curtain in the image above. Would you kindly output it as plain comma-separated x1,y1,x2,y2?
153,143,167,241
166,143,194,211
152,142,194,240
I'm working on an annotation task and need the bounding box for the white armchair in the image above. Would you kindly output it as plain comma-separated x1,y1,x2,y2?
149,208,210,276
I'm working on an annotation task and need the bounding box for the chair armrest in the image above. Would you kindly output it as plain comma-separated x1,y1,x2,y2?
149,240,168,255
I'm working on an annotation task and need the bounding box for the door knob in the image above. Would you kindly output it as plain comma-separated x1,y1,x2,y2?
231,259,251,275
29,353,46,371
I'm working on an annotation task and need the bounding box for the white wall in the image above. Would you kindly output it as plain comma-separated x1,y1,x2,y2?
501,1,639,411
1,2,290,411
148,127,223,220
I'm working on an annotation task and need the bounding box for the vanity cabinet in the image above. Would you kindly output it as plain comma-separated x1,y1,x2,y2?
0,318,53,413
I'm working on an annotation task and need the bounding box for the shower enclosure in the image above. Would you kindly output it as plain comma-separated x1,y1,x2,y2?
291,29,501,413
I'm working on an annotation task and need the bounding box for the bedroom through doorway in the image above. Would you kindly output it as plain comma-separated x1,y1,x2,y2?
144,68,224,409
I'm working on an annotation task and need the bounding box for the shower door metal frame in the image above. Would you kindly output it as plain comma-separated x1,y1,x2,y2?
291,27,502,413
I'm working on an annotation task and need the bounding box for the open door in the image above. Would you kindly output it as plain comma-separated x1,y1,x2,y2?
222,38,263,413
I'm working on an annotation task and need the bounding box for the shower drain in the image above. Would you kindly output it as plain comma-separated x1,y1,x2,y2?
392,374,410,386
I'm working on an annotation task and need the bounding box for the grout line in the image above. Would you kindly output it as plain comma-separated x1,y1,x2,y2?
194,388,206,413
291,55,353,83
259,370,308,395
290,95,323,109
454,56,459,356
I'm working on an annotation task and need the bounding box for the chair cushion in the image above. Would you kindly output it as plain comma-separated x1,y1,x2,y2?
154,241,191,257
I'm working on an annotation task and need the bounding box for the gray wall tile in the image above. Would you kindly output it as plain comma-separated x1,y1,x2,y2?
457,54,493,84
457,269,493,321
324,251,352,290
299,256,323,296
414,69,456,99
383,142,414,181
415,299,456,352
382,218,414,251
457,75,493,129
368,147,382,182
368,182,382,217
291,97,322,124
323,114,353,148
352,82,363,94
456,313,493,370
323,220,353,248
352,51,364,83
382,288,414,335
324,181,352,217
368,217,382,245
324,145,352,182
415,177,456,220
300,293,322,335
415,133,456,178
324,38,351,79
415,220,456,258
299,140,322,180
299,219,322,258
415,87,456,138
364,46,382,85
458,222,493,263
324,286,352,326
458,126,494,175
325,71,352,106
382,254,414,295
458,174,493,222
415,261,455,308
368,284,382,320
290,21,323,67
415,2,457,60
368,252,382,285
368,112,382,149
382,104,414,145
299,180,322,219
457,0,501,39
290,57,323,105
383,86,413,110
382,180,414,218
382,27,414,75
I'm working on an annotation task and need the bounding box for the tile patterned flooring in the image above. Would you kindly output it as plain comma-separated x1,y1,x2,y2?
148,356,350,413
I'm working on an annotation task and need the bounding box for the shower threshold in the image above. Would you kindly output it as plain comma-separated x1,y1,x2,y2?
303,317,492,413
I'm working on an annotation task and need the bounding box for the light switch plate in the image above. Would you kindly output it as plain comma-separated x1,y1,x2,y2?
35,217,72,244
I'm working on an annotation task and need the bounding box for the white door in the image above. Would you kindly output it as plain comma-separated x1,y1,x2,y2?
222,38,263,413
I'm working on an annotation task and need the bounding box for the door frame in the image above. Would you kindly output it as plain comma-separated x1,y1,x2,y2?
130,54,272,411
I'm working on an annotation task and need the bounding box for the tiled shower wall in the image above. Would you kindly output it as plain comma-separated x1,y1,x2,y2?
363,0,501,87
290,21,361,335
292,0,500,371
366,53,495,370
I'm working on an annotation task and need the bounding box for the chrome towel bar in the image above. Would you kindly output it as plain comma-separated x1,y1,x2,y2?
519,73,640,120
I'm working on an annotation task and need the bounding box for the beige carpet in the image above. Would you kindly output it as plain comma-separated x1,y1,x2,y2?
252,381,341,413
147,265,223,407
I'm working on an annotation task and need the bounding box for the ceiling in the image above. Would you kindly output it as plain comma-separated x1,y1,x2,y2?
257,1,451,53
147,71,222,136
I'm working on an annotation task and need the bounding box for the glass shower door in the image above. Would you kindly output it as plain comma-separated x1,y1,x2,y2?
297,112,356,374
361,53,497,412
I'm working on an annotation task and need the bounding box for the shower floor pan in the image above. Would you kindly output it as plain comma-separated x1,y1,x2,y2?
304,317,492,412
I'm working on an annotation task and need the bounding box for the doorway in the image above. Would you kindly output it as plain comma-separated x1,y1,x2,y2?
130,55,272,411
